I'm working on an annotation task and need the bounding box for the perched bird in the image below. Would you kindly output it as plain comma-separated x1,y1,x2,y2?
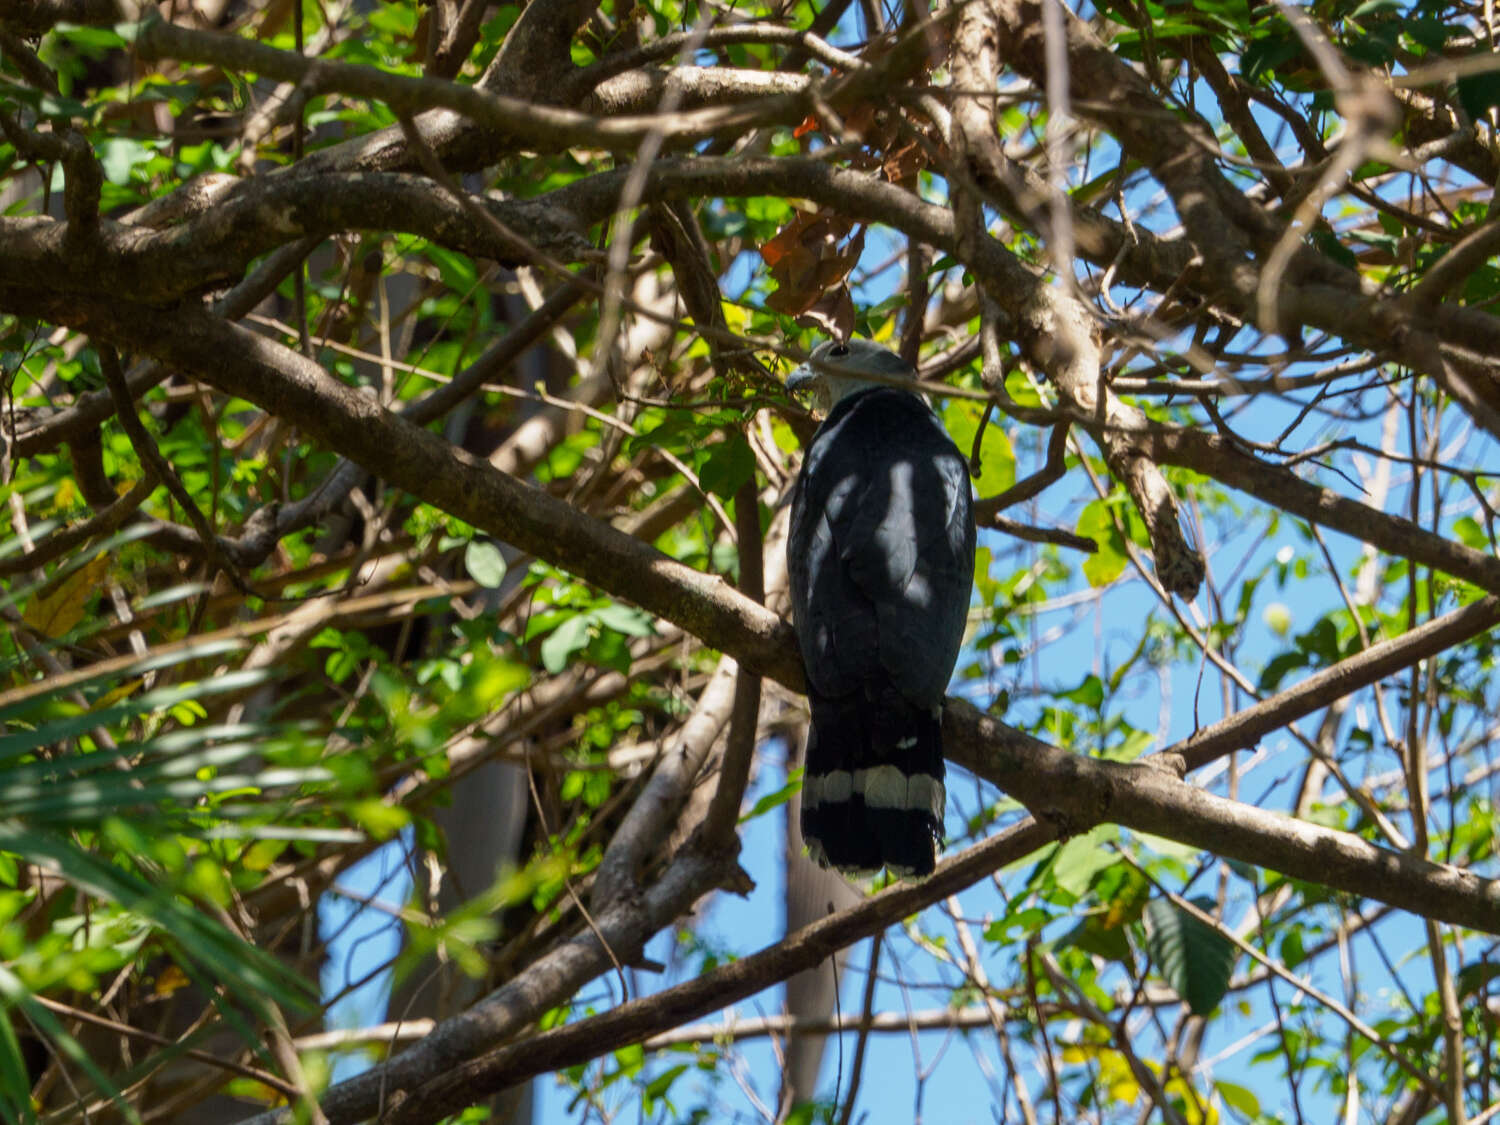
786,339,976,878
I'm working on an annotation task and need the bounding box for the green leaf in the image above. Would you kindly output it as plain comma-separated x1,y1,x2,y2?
1215,1079,1260,1117
589,628,633,674
540,614,592,674
741,776,800,822
983,905,1048,943
1258,648,1309,692
1298,614,1340,662
1405,17,1453,53
613,1041,645,1078
0,965,141,1123
1464,264,1500,305
0,1004,34,1124
464,540,508,587
37,92,90,119
0,667,270,761
1310,228,1357,271
1061,673,1104,708
1241,29,1302,83
1113,18,1218,45
1457,64,1500,120
1077,500,1129,587
1457,958,1500,997
1143,897,1238,1016
698,435,756,500
1051,825,1119,897
0,822,313,1017
97,137,152,186
1454,516,1488,551
1058,913,1135,967
942,401,1014,489
645,1062,689,1099
1133,832,1204,867
593,603,655,637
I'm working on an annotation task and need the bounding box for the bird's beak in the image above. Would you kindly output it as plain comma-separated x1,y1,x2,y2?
786,364,819,393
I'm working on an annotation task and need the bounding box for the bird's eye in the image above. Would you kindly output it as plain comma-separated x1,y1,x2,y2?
830,344,849,357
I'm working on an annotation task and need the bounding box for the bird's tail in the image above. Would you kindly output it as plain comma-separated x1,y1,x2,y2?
800,693,946,878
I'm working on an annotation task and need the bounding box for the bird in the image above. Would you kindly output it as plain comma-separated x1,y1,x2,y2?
786,338,976,878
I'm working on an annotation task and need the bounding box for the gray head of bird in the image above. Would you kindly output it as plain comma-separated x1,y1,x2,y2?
786,338,918,412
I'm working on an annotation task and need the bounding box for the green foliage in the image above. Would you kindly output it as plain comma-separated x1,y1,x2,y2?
0,648,353,1114
1076,498,1131,588
526,595,657,675
463,540,508,587
697,434,755,500
1142,897,1239,1017
943,399,1015,490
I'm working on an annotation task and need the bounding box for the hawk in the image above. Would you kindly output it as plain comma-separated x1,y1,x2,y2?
787,339,976,878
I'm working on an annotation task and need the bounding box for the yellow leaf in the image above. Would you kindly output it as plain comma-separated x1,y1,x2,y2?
93,679,143,708
154,965,190,998
720,300,749,333
1063,1041,1151,1106
1096,1048,1142,1104
52,477,80,512
223,1077,286,1105
22,554,110,638
242,838,288,872
1167,1076,1217,1125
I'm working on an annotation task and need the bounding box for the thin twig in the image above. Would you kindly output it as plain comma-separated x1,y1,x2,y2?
97,345,253,594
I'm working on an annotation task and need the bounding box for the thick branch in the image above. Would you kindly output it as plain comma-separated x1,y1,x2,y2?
949,4,1200,594
591,658,740,908
0,0,138,30
1001,262,1205,598
990,0,1278,279
0,172,592,303
550,155,1500,398
132,19,812,155
942,702,1500,934
4,294,1494,933
649,198,769,851
237,847,732,1125
10,236,317,459
1136,423,1500,596
563,23,864,104
478,0,598,97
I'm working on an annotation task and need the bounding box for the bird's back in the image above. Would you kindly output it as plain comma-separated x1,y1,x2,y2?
789,386,976,877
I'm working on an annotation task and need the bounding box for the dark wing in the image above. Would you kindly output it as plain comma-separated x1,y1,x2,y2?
789,388,976,708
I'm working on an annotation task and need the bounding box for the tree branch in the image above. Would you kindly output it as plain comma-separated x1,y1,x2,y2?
131,18,813,154
943,701,1500,934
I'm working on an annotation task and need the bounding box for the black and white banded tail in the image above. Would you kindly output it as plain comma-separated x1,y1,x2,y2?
800,693,946,877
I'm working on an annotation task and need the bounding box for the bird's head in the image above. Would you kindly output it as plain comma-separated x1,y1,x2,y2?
786,338,918,412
